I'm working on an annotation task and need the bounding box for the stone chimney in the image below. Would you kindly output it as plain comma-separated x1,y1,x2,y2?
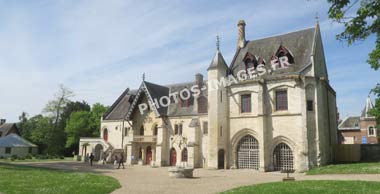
0,119,6,125
237,20,246,49
195,73,203,87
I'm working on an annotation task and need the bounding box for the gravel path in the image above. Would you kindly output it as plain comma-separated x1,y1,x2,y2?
14,161,380,194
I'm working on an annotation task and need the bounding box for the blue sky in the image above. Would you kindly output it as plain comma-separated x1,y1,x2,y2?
0,0,378,122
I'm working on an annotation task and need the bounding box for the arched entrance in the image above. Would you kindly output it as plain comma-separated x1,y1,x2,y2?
218,149,225,169
103,128,108,141
94,144,103,161
236,135,259,169
273,143,294,171
146,146,152,165
170,148,177,166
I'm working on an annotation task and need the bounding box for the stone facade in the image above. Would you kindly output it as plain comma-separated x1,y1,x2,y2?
79,20,337,172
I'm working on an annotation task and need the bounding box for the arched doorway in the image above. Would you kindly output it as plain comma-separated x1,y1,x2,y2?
237,135,259,169
146,146,152,165
94,144,103,161
218,149,225,169
170,148,177,166
181,148,188,162
273,143,294,171
103,128,108,141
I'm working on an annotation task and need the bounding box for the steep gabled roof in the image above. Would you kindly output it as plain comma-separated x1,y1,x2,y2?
230,27,316,76
208,50,228,71
361,96,374,118
103,88,138,120
0,134,37,148
0,123,19,137
125,81,169,119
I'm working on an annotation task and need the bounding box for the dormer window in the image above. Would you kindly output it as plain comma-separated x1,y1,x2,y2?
243,52,258,71
271,45,295,70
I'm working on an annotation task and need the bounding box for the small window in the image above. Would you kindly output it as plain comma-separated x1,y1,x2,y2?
241,94,252,113
5,147,11,154
275,90,288,111
28,147,32,154
174,124,179,135
115,126,118,130
153,125,158,136
203,122,208,135
219,126,223,137
125,127,128,136
140,126,144,136
307,100,313,111
220,91,223,102
369,127,375,136
354,136,358,141
179,124,183,135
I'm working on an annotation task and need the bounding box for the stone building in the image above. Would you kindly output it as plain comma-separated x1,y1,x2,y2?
338,96,377,144
79,19,337,172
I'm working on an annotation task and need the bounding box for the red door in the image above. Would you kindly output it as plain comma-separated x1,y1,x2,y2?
170,148,177,166
146,146,152,165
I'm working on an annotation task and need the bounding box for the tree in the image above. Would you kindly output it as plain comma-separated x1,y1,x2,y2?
328,0,380,131
327,0,379,70
42,84,74,155
64,103,108,154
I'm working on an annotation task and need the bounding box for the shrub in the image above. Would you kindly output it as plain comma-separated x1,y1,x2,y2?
25,154,33,159
10,155,18,161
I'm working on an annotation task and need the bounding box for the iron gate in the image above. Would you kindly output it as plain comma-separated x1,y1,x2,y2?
273,143,294,171
237,135,259,169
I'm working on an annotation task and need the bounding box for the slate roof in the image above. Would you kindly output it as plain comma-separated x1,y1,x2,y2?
103,27,318,121
230,27,316,76
208,50,228,71
0,123,19,137
338,116,360,130
361,96,374,118
0,134,37,148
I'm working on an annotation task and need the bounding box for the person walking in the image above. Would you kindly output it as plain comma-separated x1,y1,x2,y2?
117,153,125,169
89,153,94,166
102,152,107,165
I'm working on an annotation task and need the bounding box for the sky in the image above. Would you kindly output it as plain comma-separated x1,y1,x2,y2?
0,0,379,122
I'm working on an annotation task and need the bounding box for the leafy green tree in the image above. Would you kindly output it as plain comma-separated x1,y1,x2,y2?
64,103,108,154
327,0,379,70
328,0,380,130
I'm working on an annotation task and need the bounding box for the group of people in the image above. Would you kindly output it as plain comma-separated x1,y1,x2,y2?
85,152,125,169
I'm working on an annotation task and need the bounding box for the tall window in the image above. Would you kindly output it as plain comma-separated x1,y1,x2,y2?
275,90,288,111
103,128,108,141
140,126,144,136
241,94,251,113
203,122,208,135
369,127,375,136
28,147,32,154
5,147,11,154
174,124,179,135
179,124,183,135
153,125,158,136
220,126,223,137
307,100,313,111
198,96,208,113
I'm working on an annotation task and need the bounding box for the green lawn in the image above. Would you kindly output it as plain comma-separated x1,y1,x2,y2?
0,157,74,163
0,163,120,194
307,162,380,175
220,180,380,194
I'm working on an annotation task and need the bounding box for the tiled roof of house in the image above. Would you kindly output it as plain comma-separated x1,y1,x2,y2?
0,123,19,137
0,134,37,148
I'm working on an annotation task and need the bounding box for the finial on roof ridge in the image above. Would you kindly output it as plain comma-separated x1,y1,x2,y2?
142,72,145,81
216,34,220,51
315,12,319,24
